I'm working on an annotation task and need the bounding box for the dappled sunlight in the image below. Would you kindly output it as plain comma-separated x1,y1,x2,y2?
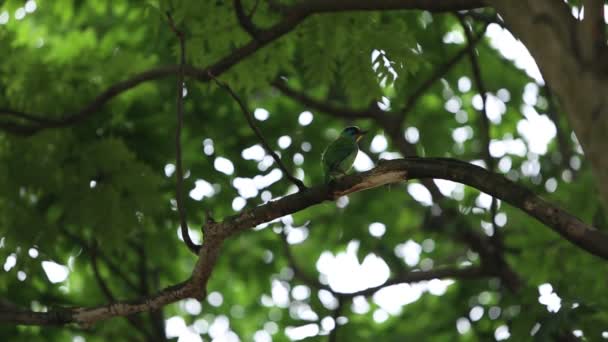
538,283,561,313
404,126,420,144
166,316,188,339
298,111,313,126
285,226,309,245
231,197,246,211
0,11,8,25
316,241,390,293
368,222,386,238
41,260,69,283
3,253,16,272
203,139,214,156
189,179,215,200
353,151,374,172
486,24,543,83
278,136,292,149
494,325,511,340
214,157,235,175
407,183,433,206
374,284,423,314
443,30,465,44
370,134,388,153
254,108,269,121
285,323,319,341
242,144,265,161
395,240,422,266
489,137,527,158
517,105,556,155
456,317,471,334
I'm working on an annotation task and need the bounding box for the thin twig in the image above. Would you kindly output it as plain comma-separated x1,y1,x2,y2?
328,300,343,342
167,12,201,255
90,243,116,302
60,228,140,292
91,242,156,340
459,16,499,244
464,11,505,29
248,0,261,17
131,239,168,341
234,0,260,38
544,86,573,171
210,74,307,191
398,23,488,120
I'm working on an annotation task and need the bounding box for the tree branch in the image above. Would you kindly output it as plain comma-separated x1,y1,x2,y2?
167,13,201,255
211,75,307,191
3,157,604,326
209,158,608,259
288,0,487,13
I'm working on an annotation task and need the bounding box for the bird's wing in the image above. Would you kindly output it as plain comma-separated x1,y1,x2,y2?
322,137,357,173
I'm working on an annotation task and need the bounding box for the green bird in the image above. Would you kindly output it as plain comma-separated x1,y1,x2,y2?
321,126,367,183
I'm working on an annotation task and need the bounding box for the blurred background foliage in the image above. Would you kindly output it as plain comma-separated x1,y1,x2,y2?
0,0,606,341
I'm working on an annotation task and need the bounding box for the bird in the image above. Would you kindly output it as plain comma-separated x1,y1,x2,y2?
321,126,367,183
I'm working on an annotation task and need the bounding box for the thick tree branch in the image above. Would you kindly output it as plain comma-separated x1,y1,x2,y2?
211,75,307,191
167,13,201,255
288,0,487,13
0,233,223,326
2,157,604,326
209,158,608,259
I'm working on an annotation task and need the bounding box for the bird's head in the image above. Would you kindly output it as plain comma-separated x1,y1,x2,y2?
341,126,368,142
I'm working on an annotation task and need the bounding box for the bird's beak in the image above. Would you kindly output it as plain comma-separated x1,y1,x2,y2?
356,130,368,142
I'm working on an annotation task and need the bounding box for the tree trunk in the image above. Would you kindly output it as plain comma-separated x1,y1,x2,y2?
490,0,608,210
